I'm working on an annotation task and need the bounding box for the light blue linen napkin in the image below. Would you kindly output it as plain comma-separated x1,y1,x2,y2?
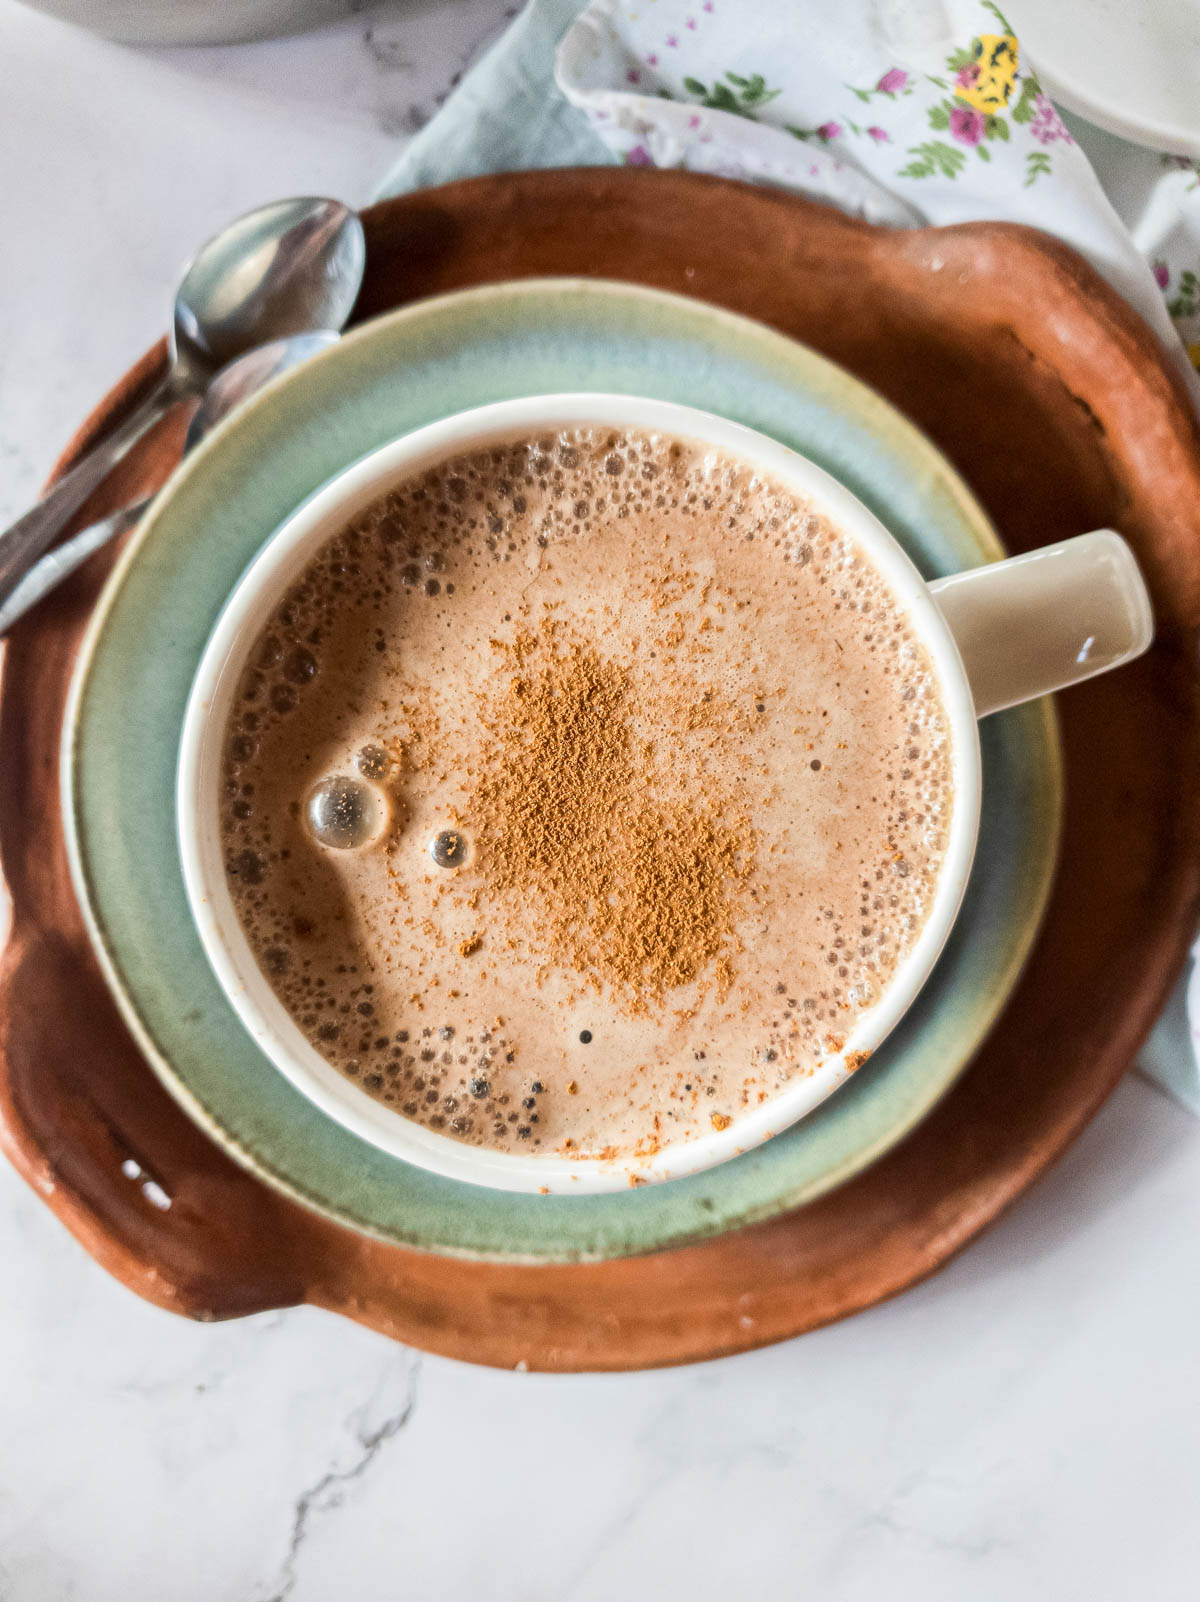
374,0,1200,1113
377,0,607,193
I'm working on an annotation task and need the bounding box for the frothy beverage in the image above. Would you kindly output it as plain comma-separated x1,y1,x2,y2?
219,428,954,1164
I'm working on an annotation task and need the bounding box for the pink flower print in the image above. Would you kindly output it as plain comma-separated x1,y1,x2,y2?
625,144,654,167
949,105,985,145
867,125,890,143
876,68,907,94
817,121,842,141
686,15,697,28
1030,94,1074,146
647,52,658,66
955,62,981,91
666,33,678,47
688,113,701,129
703,0,714,9
1154,260,1170,290
626,67,641,84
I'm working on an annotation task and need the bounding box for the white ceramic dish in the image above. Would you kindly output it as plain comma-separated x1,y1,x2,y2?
15,0,358,45
1013,0,1200,157
177,394,1152,1193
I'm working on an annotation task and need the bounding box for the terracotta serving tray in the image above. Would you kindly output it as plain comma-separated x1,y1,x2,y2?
3,170,1200,1370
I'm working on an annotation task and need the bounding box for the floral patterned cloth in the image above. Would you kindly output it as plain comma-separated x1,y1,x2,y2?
556,0,1200,401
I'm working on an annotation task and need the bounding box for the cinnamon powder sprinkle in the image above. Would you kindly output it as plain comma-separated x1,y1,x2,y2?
468,622,755,1010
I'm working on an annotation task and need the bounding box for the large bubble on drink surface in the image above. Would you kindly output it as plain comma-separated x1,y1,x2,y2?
355,743,394,782
304,775,388,851
429,829,469,869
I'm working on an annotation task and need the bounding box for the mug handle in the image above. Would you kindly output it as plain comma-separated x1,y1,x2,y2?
929,531,1154,719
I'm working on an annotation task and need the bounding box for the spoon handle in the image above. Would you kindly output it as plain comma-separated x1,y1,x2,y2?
0,499,148,637
0,372,182,610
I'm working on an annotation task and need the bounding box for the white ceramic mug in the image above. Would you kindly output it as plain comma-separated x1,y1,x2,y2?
178,395,1153,1193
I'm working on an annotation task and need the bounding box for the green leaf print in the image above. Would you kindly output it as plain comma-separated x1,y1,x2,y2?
680,72,781,118
1168,269,1199,321
928,102,951,131
722,71,777,106
740,75,776,107
1010,75,1040,124
899,141,968,180
1024,150,1052,186
980,0,1016,32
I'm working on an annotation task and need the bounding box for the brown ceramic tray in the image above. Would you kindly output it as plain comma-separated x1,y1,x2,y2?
3,170,1200,1370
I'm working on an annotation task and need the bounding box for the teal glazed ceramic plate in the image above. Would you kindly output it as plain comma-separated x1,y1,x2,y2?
65,279,1062,1262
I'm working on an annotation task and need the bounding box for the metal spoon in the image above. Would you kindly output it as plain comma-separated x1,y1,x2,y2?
0,331,341,636
0,196,365,610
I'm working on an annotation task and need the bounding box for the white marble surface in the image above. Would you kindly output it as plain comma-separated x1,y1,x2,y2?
2,3,1200,1597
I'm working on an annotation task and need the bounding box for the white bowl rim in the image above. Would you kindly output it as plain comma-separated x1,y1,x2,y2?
177,393,982,1194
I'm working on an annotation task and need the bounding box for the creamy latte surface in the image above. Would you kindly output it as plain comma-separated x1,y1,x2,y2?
219,428,953,1162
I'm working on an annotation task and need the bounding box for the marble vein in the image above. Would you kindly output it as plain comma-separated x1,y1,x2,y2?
354,0,518,143
265,1353,423,1602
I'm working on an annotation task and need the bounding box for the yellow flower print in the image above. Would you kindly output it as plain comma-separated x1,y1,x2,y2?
955,33,1020,113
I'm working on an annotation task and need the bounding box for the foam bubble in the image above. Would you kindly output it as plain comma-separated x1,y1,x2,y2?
429,829,468,869
355,744,394,781
305,776,388,851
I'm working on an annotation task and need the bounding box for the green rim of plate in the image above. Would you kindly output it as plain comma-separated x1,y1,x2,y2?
65,278,1062,1263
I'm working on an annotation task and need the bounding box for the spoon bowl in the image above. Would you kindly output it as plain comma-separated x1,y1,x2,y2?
172,199,365,381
